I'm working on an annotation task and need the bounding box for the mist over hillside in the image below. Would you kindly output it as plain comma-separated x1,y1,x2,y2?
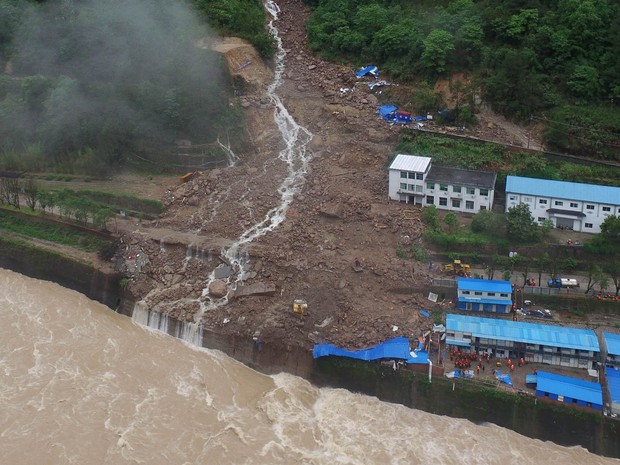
0,0,231,174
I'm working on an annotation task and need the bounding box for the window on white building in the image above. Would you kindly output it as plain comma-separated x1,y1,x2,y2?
585,223,593,228
586,204,595,210
408,172,416,179
500,293,509,297
488,292,496,296
539,199,548,205
427,182,435,189
603,206,611,212
480,205,487,210
452,199,461,208
426,196,434,204
400,183,407,190
416,185,423,192
409,184,415,191
466,187,475,195
462,291,470,295
555,201,563,206
440,184,448,191
509,195,518,201
480,188,489,196
453,186,462,193
570,202,578,208
400,171,407,178
465,201,474,209
538,217,545,222
416,173,423,180
523,196,532,202
474,291,482,296
439,197,448,206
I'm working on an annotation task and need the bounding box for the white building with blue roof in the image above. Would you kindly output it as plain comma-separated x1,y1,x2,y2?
505,175,620,233
446,314,600,369
603,332,620,368
456,278,512,313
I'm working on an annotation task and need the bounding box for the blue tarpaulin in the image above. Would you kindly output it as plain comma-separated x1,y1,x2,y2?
356,65,379,78
420,310,430,318
313,337,429,364
495,370,513,386
378,105,397,118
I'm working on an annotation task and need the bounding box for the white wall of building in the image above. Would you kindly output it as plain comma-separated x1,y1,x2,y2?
505,193,620,234
388,162,494,214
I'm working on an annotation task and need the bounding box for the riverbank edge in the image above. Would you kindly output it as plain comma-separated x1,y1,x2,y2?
2,245,619,458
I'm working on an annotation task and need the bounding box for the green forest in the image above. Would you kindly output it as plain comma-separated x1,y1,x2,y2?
0,0,270,176
305,0,620,159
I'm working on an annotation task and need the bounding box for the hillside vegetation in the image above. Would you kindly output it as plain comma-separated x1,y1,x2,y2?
305,0,620,159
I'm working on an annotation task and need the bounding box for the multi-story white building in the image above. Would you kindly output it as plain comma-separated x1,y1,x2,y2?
505,176,620,234
388,154,497,213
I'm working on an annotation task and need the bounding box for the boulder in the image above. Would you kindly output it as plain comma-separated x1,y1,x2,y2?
208,279,228,298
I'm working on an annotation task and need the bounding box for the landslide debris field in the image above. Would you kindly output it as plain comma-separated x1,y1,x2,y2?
112,0,542,350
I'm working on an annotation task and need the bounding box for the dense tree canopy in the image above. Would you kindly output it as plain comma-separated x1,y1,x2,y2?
305,0,620,146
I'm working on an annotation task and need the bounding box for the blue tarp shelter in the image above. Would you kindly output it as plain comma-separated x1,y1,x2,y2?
356,65,379,78
313,337,429,365
378,105,397,119
535,371,602,411
495,370,513,386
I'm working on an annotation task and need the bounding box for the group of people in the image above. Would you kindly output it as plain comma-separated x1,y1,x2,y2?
450,348,526,375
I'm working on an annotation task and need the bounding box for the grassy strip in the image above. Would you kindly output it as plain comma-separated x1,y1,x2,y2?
0,210,109,252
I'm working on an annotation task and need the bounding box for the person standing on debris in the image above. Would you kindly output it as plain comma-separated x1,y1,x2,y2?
355,257,361,268
428,262,433,270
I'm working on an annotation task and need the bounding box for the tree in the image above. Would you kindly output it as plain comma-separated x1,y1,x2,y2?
471,209,506,236
22,179,38,211
604,261,620,296
506,203,540,242
421,30,454,75
422,205,440,230
535,252,550,287
600,215,620,244
584,264,605,295
567,65,601,101
0,177,20,208
444,211,458,233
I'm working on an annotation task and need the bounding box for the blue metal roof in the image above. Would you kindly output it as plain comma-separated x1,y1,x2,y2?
313,337,428,364
536,371,602,405
605,367,620,404
457,297,512,306
603,332,620,356
506,175,620,205
457,278,512,293
446,314,599,352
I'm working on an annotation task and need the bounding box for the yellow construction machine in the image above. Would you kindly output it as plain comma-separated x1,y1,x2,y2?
443,259,471,277
293,299,308,316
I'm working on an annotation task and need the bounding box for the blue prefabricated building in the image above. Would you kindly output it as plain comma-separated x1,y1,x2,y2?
456,278,512,313
605,367,620,415
603,332,620,368
535,371,603,411
445,314,600,369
